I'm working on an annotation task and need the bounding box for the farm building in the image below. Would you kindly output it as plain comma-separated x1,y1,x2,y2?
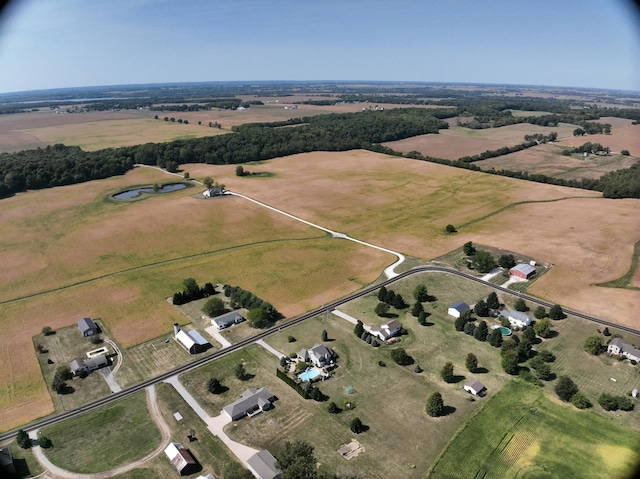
69,355,110,375
509,264,536,279
607,338,640,362
369,319,402,341
448,302,470,318
223,387,277,421
501,310,532,329
0,447,16,476
247,450,282,479
77,317,99,336
297,343,335,368
164,442,198,476
174,324,211,354
202,186,224,198
211,310,245,329
464,379,487,396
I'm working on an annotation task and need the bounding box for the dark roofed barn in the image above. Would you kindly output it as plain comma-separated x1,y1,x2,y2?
77,317,99,336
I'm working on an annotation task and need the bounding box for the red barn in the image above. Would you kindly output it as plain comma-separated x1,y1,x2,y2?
509,263,536,279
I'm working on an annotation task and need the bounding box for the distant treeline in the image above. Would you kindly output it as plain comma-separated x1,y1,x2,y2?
150,99,264,112
1,107,638,199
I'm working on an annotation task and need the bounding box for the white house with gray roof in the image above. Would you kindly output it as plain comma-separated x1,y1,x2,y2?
297,344,335,368
607,338,640,362
223,387,277,421
369,319,402,341
501,310,532,328
211,310,245,329
247,450,282,479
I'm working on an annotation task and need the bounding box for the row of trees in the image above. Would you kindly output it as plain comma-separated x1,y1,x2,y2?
172,278,217,305
222,284,281,328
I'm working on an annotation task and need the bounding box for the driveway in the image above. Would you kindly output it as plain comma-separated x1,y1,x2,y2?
204,325,232,348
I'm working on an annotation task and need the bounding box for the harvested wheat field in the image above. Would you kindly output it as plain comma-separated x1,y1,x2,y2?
185,150,637,327
559,117,640,155
476,143,639,180
384,123,578,160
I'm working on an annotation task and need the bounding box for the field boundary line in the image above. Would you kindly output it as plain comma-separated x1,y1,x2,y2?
595,239,640,290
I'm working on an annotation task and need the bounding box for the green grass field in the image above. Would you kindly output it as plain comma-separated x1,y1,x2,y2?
40,391,162,474
428,380,640,479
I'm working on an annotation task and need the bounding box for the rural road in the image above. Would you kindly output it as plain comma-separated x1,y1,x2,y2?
29,386,171,479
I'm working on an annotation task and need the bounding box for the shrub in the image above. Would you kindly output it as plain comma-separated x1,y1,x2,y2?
327,402,339,414
350,417,364,434
555,376,579,401
445,224,457,233
621,149,630,156
39,436,53,449
287,335,296,343
207,377,222,394
390,348,413,365
440,362,454,383
378,361,386,367
570,392,592,409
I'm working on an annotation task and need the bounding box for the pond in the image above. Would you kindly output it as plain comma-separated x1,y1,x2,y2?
112,183,186,200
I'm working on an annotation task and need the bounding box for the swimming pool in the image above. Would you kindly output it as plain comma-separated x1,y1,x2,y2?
299,368,321,381
499,326,512,336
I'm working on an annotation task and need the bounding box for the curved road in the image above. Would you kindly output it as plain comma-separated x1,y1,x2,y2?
2,264,638,445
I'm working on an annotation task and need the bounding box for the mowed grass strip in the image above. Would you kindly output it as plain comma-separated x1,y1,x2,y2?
40,391,162,474
428,380,640,479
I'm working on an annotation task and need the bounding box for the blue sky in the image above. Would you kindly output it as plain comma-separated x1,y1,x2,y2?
0,0,638,94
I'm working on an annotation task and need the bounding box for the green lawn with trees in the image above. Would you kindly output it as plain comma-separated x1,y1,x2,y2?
429,380,640,479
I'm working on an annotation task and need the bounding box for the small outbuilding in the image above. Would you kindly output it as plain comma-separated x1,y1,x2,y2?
509,264,536,280
247,450,282,479
211,311,245,330
174,324,211,354
77,317,99,336
464,379,487,396
165,442,198,476
448,302,470,318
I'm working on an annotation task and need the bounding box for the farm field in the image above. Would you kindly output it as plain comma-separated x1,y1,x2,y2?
476,143,639,180
383,123,578,159
40,391,162,474
184,150,639,327
429,380,640,479
558,117,640,156
0,165,393,431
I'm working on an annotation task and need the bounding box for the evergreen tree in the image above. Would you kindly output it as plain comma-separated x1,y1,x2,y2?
378,286,387,302
440,362,454,383
411,302,425,317
486,292,500,310
464,322,476,336
488,328,503,348
474,299,489,317
474,321,489,341
426,392,445,417
465,353,478,372
413,284,429,302
16,429,31,449
354,321,364,338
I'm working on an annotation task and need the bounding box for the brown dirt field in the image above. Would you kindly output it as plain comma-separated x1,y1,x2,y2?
182,150,637,329
476,144,639,180
384,123,578,160
559,118,640,155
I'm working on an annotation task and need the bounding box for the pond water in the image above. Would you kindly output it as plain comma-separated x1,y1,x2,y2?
112,183,186,200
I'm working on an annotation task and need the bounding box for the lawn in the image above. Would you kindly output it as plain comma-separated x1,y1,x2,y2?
40,391,162,474
428,380,640,479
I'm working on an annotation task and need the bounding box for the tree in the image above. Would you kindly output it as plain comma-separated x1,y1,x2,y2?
533,317,552,338
454,314,467,331
350,417,364,434
16,429,31,449
327,401,339,414
411,301,424,317
488,328,503,348
465,353,478,372
474,321,489,341
583,336,606,355
598,393,621,411
203,176,214,188
516,339,532,361
532,361,553,380
621,149,630,156
486,292,500,310
276,440,317,479
573,128,586,136
39,435,53,448
533,306,547,319
51,374,67,394
418,311,428,326
474,299,489,317
548,304,566,320
235,363,247,380
384,289,396,304
392,293,407,309
522,326,536,342
236,165,246,176
570,391,591,409
377,286,387,301
445,224,457,233
154,114,159,120
182,277,201,298
426,391,445,417
501,350,519,375
555,376,579,401
463,241,476,256
202,297,226,317
413,283,429,302
538,350,555,362
374,302,390,317
472,250,496,273
514,298,528,312
498,254,516,269
42,326,53,336
207,377,222,394
247,307,269,328
390,348,413,365
354,321,364,338
440,362,454,383
602,327,611,336
463,322,476,336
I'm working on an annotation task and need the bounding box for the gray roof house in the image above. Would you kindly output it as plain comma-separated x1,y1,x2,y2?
297,344,335,368
223,387,277,421
607,338,640,362
501,310,532,328
448,302,470,318
70,355,110,375
464,379,487,396
77,317,99,336
369,319,402,341
211,311,245,330
247,450,282,479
